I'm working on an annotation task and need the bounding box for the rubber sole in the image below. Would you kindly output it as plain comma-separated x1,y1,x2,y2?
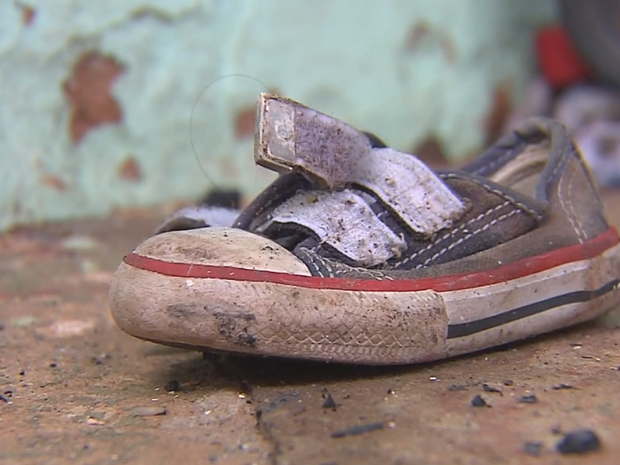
109,228,620,365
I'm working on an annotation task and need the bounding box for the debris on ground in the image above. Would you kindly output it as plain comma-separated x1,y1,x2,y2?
85,417,105,426
322,393,337,410
92,353,109,365
130,406,168,417
556,428,602,455
60,235,100,251
519,394,538,404
35,319,95,339
3,203,620,463
523,441,543,457
471,395,488,407
164,379,180,392
331,421,385,438
447,384,468,391
482,383,502,395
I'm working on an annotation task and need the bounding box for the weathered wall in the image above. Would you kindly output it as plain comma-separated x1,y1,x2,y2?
0,0,557,231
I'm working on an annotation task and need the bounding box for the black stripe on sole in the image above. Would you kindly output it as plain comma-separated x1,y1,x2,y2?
447,278,620,339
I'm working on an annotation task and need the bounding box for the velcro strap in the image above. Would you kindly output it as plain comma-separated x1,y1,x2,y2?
257,191,406,267
255,93,372,190
354,148,466,236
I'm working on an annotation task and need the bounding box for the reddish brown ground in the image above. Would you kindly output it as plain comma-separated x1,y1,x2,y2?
2,192,620,465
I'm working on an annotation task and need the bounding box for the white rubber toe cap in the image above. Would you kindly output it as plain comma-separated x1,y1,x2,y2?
108,227,448,364
127,227,312,275
109,228,313,352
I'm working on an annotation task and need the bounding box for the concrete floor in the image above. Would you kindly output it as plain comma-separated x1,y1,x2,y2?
2,192,620,465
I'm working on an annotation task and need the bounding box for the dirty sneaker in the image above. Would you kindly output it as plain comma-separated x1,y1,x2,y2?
109,94,620,365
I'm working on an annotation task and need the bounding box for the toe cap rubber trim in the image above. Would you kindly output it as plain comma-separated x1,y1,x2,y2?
123,227,620,292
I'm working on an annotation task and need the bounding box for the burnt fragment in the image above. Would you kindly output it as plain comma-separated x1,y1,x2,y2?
556,428,601,454
518,394,538,404
164,380,180,392
331,421,385,438
322,393,337,410
552,383,573,390
523,441,543,456
447,384,468,391
482,383,502,395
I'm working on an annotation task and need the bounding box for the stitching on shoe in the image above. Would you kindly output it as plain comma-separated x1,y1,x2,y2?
556,156,572,238
568,161,587,243
581,157,601,206
563,159,586,244
395,201,511,268
575,148,605,238
471,146,517,175
319,254,335,278
297,247,325,277
540,136,590,243
345,264,394,280
302,249,335,278
439,173,543,221
578,156,606,234
415,208,521,269
322,259,395,280
545,136,573,191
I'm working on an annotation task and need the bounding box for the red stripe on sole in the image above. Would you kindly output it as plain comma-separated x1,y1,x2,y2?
123,227,619,293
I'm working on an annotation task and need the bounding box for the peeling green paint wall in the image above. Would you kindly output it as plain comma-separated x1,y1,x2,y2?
0,0,557,231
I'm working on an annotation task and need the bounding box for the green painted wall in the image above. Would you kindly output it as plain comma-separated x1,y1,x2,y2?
0,0,557,231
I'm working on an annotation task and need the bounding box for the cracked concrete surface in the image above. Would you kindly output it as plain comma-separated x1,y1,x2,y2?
2,192,620,465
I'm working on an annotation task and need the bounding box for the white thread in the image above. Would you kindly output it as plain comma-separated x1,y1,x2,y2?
439,173,543,221
472,146,517,175
557,159,582,242
298,247,325,277
396,201,510,267
568,161,587,242
415,209,521,269
544,137,573,191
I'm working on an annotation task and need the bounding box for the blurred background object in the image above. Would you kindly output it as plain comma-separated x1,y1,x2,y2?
560,0,620,88
504,0,620,188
